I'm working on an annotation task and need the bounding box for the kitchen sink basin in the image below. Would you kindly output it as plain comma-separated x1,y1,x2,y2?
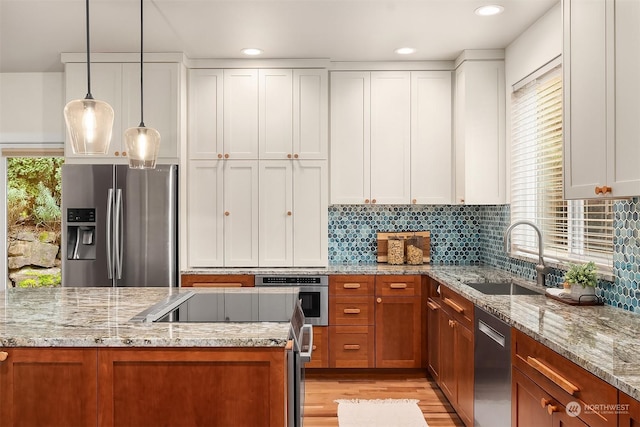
465,282,541,295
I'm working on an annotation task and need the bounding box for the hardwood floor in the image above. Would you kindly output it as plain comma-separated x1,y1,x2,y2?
303,370,464,427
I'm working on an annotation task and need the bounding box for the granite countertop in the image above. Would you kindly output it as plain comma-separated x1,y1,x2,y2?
0,287,291,348
181,263,433,276
426,265,640,400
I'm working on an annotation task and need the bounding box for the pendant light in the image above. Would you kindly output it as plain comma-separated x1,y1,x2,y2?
124,0,160,169
64,0,114,155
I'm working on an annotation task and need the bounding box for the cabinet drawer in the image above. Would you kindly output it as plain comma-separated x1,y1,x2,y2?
375,275,420,297
512,329,617,427
329,326,375,368
305,326,328,369
181,274,254,287
330,276,375,296
440,285,473,329
330,296,375,326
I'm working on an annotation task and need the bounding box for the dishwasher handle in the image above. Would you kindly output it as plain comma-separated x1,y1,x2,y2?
478,319,506,348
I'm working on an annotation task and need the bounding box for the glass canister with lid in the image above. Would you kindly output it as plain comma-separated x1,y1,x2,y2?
406,234,424,265
387,236,405,265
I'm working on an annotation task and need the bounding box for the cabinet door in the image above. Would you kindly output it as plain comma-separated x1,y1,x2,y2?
563,0,608,199
611,0,640,196
619,391,640,427
122,62,180,161
294,69,328,159
187,160,224,267
0,348,98,427
259,69,293,159
455,60,505,204
293,160,327,266
224,69,258,159
188,69,223,159
64,62,123,159
426,298,440,381
439,308,456,400
411,71,452,204
306,326,329,369
370,71,411,204
223,160,259,266
455,322,474,427
375,295,422,368
512,367,554,427
259,160,293,266
330,72,371,204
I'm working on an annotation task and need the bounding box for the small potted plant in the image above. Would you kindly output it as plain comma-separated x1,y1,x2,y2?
564,261,598,300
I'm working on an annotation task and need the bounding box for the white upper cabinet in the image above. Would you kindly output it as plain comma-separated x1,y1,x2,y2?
563,0,640,199
370,71,411,204
259,69,293,159
330,71,371,204
259,160,294,266
223,69,259,159
330,70,451,205
188,69,223,159
454,58,505,205
410,71,453,205
64,60,182,163
294,69,328,159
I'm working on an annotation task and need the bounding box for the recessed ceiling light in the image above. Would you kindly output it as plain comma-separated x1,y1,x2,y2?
241,48,263,56
475,5,504,16
395,47,417,55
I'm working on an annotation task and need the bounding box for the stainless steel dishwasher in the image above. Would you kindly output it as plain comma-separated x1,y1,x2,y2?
474,306,511,427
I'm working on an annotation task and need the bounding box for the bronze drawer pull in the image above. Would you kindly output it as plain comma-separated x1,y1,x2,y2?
443,297,465,314
343,308,361,314
0,351,7,362
526,356,580,396
343,283,361,289
426,301,439,310
389,283,408,289
343,345,360,351
595,185,612,195
192,282,243,287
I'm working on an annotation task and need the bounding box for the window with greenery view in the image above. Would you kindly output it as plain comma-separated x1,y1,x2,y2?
510,62,613,272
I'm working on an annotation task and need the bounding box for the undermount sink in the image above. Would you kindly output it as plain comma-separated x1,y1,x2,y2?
465,281,542,296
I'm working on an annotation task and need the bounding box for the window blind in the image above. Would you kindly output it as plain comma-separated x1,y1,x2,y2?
510,65,613,270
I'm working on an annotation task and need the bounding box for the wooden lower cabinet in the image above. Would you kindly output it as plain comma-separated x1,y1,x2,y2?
306,326,329,368
181,274,254,287
620,392,640,427
426,297,441,381
512,367,588,427
0,348,98,427
329,325,375,368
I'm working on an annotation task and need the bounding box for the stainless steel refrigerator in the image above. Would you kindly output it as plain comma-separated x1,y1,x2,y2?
61,164,178,287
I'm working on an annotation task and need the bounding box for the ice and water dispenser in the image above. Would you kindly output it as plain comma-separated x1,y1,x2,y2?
66,208,96,260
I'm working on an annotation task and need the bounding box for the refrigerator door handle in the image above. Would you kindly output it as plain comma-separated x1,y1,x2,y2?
115,189,124,280
106,188,114,279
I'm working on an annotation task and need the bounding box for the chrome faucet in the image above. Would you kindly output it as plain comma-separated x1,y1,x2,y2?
504,220,550,287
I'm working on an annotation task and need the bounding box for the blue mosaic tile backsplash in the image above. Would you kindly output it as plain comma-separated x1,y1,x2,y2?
328,197,640,312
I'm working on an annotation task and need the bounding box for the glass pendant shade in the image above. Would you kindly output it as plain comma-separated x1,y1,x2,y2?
64,97,114,155
124,125,160,169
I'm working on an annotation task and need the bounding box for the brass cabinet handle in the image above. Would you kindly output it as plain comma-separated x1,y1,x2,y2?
460,198,465,203
595,185,612,195
412,199,417,204
526,356,580,395
287,154,292,159
122,151,127,157
343,308,361,314
372,199,377,204
312,345,317,351
389,283,408,290
443,297,465,314
114,151,120,156
224,211,230,216
540,398,551,409
343,283,361,289
0,351,8,362
426,301,439,310
376,297,382,304
344,344,360,351
218,153,223,159
547,405,558,415
224,154,230,159
287,211,292,216
294,154,299,159
364,199,370,204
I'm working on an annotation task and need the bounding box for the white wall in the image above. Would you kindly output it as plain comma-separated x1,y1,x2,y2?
504,2,562,200
0,73,64,143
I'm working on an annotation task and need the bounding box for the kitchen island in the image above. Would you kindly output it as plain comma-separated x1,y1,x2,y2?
0,287,293,427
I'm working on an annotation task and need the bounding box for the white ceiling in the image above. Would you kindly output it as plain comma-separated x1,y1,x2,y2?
0,0,558,73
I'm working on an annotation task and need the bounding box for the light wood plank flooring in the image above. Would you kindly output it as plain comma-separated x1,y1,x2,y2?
303,370,464,427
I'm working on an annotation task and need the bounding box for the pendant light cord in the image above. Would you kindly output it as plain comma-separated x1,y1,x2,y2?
85,0,93,99
139,0,145,127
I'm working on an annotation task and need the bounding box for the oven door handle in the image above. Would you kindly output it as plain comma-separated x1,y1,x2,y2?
299,324,314,363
